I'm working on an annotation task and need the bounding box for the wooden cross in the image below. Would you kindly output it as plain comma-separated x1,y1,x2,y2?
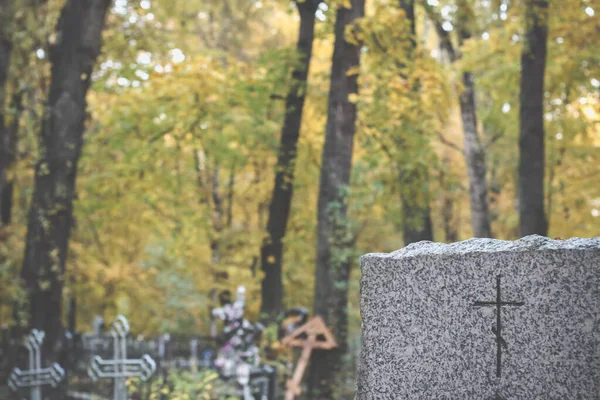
8,329,65,400
87,316,156,400
281,316,337,400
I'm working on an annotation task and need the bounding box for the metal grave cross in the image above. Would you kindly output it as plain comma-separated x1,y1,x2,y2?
8,329,65,400
473,275,525,378
88,315,156,400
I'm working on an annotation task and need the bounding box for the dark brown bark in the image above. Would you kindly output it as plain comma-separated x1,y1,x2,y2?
67,296,76,332
194,152,224,265
519,0,549,236
546,136,566,233
194,151,230,321
399,0,416,42
260,0,320,319
439,157,459,242
1,90,21,225
424,1,493,238
309,0,364,397
402,203,434,243
400,167,434,245
19,0,111,388
399,0,434,245
226,164,235,228
442,197,458,242
0,0,14,226
209,166,223,264
1,1,50,226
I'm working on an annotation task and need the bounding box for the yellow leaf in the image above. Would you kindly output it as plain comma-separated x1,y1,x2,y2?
346,66,360,76
348,93,360,103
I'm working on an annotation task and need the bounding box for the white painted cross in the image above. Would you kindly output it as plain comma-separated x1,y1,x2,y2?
87,315,156,400
7,329,65,400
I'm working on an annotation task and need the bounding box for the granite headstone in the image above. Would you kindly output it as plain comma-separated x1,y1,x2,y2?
357,235,600,399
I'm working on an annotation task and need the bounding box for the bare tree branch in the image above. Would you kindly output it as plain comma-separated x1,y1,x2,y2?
485,132,504,148
437,131,464,154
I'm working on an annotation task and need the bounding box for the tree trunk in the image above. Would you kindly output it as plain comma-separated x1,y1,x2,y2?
399,0,434,245
442,195,458,242
2,1,50,227
260,0,320,320
209,165,223,264
1,90,21,225
459,71,492,237
400,168,434,245
455,3,492,238
226,164,235,228
399,0,415,40
439,157,459,242
18,0,111,389
309,0,364,397
425,1,493,238
518,0,548,236
0,0,14,227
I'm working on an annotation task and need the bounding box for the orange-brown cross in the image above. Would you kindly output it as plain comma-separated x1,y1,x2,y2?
281,316,337,400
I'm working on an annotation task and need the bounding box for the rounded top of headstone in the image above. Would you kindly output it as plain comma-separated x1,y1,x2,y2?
361,235,600,263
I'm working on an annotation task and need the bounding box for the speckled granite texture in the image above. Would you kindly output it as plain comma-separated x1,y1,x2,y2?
357,235,600,400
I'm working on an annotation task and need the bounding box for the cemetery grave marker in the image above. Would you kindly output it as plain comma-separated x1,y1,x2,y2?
281,316,337,400
190,338,199,372
87,315,156,400
8,329,65,400
213,285,277,399
357,235,600,399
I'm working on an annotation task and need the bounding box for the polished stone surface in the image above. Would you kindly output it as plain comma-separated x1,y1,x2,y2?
357,235,600,399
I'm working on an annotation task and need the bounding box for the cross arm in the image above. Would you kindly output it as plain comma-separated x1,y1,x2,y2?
8,364,65,389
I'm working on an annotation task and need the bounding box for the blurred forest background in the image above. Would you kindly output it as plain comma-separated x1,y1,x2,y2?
0,0,598,397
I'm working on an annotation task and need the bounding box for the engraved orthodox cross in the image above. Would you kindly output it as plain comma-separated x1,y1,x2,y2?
473,275,524,378
88,315,156,400
8,329,65,400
